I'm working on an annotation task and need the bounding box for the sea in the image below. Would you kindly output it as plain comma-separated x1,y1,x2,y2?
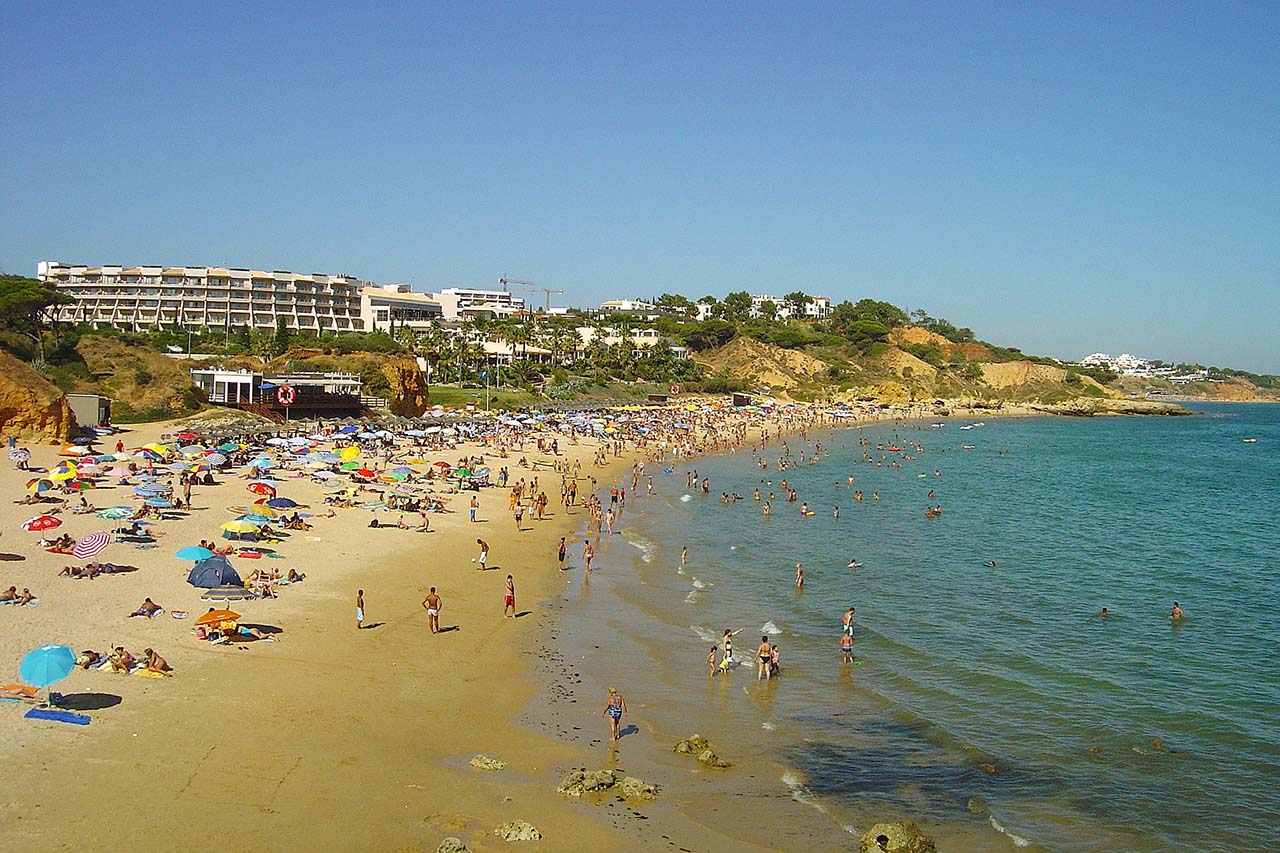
554,403,1280,851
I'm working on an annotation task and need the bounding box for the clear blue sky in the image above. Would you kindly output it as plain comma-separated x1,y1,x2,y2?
3,2,1277,370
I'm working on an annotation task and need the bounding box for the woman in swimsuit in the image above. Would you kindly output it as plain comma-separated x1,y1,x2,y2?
602,687,627,742
721,628,742,671
757,636,773,682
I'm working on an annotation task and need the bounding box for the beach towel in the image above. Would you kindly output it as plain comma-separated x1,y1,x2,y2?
25,708,90,725
171,610,188,619
136,669,169,679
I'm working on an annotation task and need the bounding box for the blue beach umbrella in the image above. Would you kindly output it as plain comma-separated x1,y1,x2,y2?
239,513,272,524
338,425,359,434
175,546,214,561
144,497,174,508
19,645,77,688
265,498,298,508
249,458,274,468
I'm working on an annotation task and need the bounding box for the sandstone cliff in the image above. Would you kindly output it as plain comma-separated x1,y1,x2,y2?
0,351,75,443
382,356,430,416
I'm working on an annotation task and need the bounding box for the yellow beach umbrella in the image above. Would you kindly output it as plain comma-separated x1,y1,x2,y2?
339,446,360,461
50,462,78,481
221,520,261,533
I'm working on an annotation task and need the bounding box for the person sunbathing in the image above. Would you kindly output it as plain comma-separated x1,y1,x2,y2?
109,646,136,673
221,620,275,641
77,650,102,669
129,597,162,618
0,686,40,704
0,586,16,602
15,588,36,605
142,648,172,675
286,568,304,583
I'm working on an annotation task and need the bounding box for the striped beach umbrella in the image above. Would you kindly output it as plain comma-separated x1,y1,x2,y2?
50,462,79,481
26,478,56,493
71,531,112,560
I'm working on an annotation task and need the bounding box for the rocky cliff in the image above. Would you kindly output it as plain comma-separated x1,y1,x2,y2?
0,351,75,443
382,356,430,416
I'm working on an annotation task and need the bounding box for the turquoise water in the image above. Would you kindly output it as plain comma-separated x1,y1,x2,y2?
579,404,1280,850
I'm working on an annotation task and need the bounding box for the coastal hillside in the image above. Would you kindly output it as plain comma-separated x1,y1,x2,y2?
0,349,75,442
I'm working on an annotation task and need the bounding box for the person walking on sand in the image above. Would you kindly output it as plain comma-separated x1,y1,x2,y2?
422,587,441,634
602,687,627,742
355,589,365,629
583,541,595,574
475,538,489,570
470,494,478,522
757,635,774,682
557,537,567,571
504,574,516,618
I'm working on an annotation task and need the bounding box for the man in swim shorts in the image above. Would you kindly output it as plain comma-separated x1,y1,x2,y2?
475,538,489,569
504,574,516,618
423,587,441,634
355,589,364,629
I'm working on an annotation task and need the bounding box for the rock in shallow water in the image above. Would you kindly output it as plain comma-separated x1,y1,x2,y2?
556,769,617,797
620,776,659,800
673,734,710,754
858,820,937,853
696,748,733,768
468,754,507,771
493,820,542,842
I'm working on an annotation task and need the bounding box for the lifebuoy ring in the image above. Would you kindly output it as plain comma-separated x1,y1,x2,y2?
276,385,296,406
669,384,681,395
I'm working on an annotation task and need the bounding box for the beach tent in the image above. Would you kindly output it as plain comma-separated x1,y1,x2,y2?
186,555,243,589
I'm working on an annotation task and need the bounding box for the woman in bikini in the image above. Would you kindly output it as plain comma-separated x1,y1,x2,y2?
756,636,773,682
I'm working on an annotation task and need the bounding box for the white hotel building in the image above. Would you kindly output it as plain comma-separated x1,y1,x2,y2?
37,261,363,333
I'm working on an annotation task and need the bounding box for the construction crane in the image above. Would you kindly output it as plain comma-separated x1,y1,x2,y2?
498,274,564,312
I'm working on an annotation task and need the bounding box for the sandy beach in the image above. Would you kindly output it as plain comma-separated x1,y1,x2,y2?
1,402,861,851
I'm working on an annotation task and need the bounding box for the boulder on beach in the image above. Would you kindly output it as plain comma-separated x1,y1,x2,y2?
673,734,711,754
696,748,733,768
556,769,617,797
468,754,507,771
620,776,659,800
858,820,937,853
436,838,469,853
493,820,542,842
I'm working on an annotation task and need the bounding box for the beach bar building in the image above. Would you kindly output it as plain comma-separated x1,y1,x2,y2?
191,367,368,422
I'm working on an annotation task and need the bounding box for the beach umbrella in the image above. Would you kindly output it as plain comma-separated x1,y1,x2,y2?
204,452,227,466
194,609,241,626
95,506,133,520
238,512,272,524
390,467,413,480
175,546,214,561
201,585,255,602
71,531,111,560
265,497,298,508
26,477,54,493
265,437,289,446
8,448,31,463
288,437,311,446
352,468,376,478
178,445,206,456
175,431,200,442
432,461,451,469
339,446,360,461
18,645,77,689
50,462,78,481
60,444,93,456
247,482,276,497
218,442,239,452
133,448,163,461
145,497,174,508
338,425,359,434
20,515,62,532
248,457,274,468
221,520,261,534
142,443,169,454
311,470,336,480
65,478,97,491
338,460,360,471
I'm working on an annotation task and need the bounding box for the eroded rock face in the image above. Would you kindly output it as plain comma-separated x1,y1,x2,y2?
436,838,469,853
493,820,542,842
382,356,429,416
858,820,937,853
0,351,75,444
468,754,507,771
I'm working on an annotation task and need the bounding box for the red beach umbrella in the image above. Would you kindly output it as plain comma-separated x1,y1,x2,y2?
21,515,62,532
247,482,277,497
